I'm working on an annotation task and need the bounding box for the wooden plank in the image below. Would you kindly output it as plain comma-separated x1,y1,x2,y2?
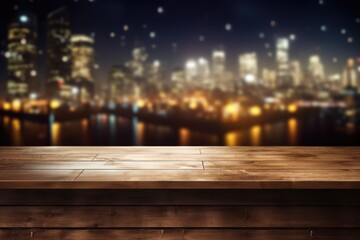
0,170,81,181
0,161,203,170
200,147,360,156
0,206,359,228
1,229,359,240
1,169,360,189
95,153,360,161
204,160,360,170
0,229,162,240
1,189,359,206
182,230,360,240
0,147,201,154
74,169,360,189
0,154,97,161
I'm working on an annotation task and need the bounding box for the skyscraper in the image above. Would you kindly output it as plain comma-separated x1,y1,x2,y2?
109,65,132,100
126,46,148,79
290,61,303,86
70,34,95,101
239,53,258,84
212,50,226,77
197,57,211,88
276,38,291,87
342,58,358,89
6,12,37,98
46,7,72,98
308,55,325,86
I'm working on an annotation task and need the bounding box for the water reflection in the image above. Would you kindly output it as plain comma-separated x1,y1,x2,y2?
250,125,261,146
179,128,190,146
0,114,359,146
288,118,298,145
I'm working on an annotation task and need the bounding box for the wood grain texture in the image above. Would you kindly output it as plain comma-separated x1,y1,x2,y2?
0,161,203,170
0,147,359,240
0,147,359,189
2,229,359,240
1,206,359,228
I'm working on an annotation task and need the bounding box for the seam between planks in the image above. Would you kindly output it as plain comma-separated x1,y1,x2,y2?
73,170,84,181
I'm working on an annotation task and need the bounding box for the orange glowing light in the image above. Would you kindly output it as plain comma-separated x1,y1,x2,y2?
249,106,262,117
12,99,22,112
189,100,198,110
50,100,62,109
3,102,11,111
287,104,298,113
137,99,146,108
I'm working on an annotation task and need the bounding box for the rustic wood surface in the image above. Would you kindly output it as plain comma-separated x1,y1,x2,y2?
0,147,359,239
1,147,360,189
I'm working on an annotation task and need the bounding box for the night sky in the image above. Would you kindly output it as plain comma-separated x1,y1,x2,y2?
1,0,360,87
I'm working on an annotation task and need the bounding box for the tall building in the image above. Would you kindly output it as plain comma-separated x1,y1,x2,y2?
70,34,95,101
276,38,292,87
46,7,72,98
342,58,358,88
148,60,165,84
212,50,226,77
290,61,303,86
239,53,258,84
6,12,37,98
185,59,198,82
262,68,277,89
109,65,132,100
197,57,211,88
212,50,227,89
308,55,325,86
126,46,148,79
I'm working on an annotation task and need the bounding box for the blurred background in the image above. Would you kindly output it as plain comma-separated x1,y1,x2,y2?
0,0,360,146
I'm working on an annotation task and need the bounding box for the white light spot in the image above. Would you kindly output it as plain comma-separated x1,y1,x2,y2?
110,32,116,38
199,35,205,42
270,20,276,27
289,34,296,41
62,56,69,62
72,87,79,95
319,0,325,5
259,32,265,38
4,52,11,58
268,52,273,57
153,60,161,67
20,39,27,45
264,43,270,49
29,93,37,99
341,29,347,35
19,15,28,23
150,32,156,38
245,74,255,83
30,70,37,77
333,57,338,63
348,37,354,43
320,25,327,32
225,23,232,31
157,6,164,14
123,25,129,31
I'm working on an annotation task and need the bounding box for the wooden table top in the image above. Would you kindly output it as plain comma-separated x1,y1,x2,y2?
0,147,360,189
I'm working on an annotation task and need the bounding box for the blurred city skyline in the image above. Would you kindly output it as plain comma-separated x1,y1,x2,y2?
0,0,360,146
0,0,360,90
